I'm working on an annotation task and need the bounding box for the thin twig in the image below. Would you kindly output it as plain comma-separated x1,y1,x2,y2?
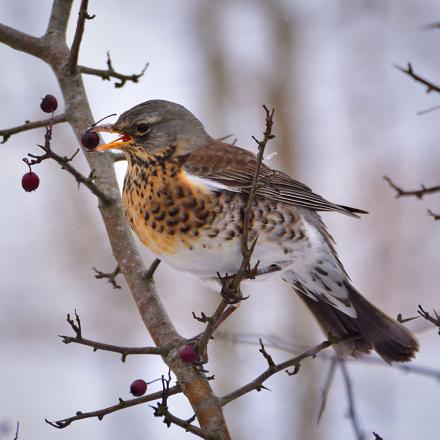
79,52,148,88
61,311,167,361
220,105,275,302
13,421,19,440
60,335,165,361
418,305,440,334
196,300,228,357
383,176,440,199
217,331,440,382
219,334,360,407
93,265,122,289
0,114,66,144
427,209,440,220
150,372,213,439
394,62,440,94
339,359,366,440
67,0,93,73
45,385,181,428
317,357,338,423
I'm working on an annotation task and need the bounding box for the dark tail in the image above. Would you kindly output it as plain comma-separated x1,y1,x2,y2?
297,283,419,363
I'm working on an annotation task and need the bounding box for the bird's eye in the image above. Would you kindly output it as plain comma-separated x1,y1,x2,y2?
136,123,150,134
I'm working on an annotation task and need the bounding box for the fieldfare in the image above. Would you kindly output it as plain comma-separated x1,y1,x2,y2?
94,100,418,363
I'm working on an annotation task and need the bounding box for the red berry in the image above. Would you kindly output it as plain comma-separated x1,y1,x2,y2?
22,172,40,192
81,131,100,150
179,345,198,363
130,379,147,397
40,94,58,113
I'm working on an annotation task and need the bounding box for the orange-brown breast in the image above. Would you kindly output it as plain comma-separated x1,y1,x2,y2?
122,157,218,255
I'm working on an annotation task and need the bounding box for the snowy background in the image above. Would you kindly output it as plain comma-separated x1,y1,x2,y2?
1,1,439,439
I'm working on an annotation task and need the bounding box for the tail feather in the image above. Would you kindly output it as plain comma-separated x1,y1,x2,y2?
295,283,419,363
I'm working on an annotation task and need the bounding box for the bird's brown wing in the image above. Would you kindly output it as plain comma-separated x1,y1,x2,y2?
183,142,367,218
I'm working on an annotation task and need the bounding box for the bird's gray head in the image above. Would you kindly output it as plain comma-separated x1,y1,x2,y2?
94,100,212,158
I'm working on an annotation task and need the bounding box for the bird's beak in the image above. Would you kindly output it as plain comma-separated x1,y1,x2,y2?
93,124,134,151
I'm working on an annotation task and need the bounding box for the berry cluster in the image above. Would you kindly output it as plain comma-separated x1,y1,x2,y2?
21,94,103,193
22,94,60,192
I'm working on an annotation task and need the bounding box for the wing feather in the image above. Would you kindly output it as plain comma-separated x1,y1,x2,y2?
183,142,367,217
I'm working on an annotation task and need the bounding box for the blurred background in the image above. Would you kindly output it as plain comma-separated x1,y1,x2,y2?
1,0,439,439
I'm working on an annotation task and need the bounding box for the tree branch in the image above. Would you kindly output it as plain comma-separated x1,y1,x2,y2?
79,52,148,88
317,357,338,423
339,359,366,440
0,114,66,144
219,334,360,407
2,7,230,438
60,310,167,361
150,373,213,439
67,0,93,73
394,62,440,94
383,176,440,199
46,0,74,37
46,385,181,428
0,22,43,58
220,105,275,303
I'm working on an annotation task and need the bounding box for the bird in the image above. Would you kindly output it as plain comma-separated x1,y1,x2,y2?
94,99,418,363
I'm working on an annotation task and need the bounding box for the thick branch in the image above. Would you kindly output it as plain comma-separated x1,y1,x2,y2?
219,335,359,406
46,0,74,37
79,52,148,88
46,385,181,428
394,62,440,94
383,176,440,199
0,22,43,57
0,114,66,144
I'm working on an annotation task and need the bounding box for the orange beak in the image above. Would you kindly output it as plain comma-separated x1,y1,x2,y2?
93,124,134,151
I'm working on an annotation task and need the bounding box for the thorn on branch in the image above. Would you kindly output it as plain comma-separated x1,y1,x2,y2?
79,52,149,88
285,364,300,376
372,433,384,440
93,265,122,289
396,313,419,324
145,258,161,279
259,338,275,368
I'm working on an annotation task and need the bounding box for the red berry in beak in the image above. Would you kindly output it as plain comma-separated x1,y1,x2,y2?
130,379,147,397
22,172,40,192
40,94,58,113
179,345,198,363
81,131,100,150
